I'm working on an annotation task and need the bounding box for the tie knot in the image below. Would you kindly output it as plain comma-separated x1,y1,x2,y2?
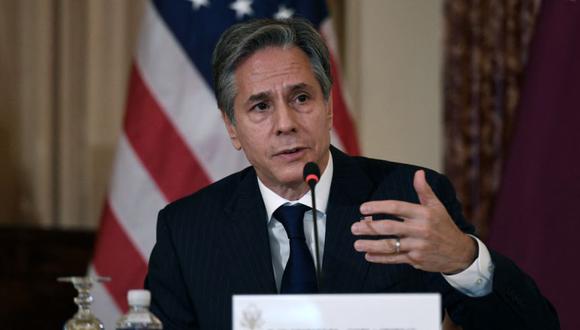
274,204,310,239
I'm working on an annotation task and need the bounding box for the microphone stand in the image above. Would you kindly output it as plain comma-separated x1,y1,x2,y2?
309,182,322,288
304,161,322,290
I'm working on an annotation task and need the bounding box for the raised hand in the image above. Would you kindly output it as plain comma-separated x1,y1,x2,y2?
351,170,476,274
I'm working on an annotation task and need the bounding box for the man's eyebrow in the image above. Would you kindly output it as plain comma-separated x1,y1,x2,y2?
288,83,311,93
245,83,313,105
246,91,271,105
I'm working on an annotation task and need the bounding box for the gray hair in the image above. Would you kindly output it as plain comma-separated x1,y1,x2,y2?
212,18,333,123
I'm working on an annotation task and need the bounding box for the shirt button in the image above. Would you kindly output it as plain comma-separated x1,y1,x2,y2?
476,278,483,285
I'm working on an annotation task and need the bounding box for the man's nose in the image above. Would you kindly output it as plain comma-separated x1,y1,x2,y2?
274,103,298,135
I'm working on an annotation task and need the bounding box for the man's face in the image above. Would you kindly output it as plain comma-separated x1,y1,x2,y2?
223,46,332,196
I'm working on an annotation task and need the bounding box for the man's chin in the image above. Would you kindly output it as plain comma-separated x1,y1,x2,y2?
270,172,306,190
276,174,305,189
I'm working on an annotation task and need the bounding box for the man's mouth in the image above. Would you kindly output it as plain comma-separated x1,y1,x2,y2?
274,147,307,157
279,147,302,154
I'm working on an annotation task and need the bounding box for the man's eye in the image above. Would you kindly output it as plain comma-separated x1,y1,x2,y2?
251,102,269,111
295,94,309,103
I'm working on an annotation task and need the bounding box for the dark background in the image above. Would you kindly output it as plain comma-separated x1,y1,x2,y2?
0,227,95,329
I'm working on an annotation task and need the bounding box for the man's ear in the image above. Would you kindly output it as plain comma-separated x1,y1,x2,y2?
326,92,334,130
222,111,242,150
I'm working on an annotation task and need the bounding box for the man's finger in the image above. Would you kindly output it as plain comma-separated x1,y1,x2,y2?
351,219,412,236
413,170,439,206
360,200,424,219
364,252,411,266
354,238,400,254
354,237,426,254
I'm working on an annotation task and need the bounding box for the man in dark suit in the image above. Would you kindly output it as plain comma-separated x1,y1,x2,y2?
145,18,558,330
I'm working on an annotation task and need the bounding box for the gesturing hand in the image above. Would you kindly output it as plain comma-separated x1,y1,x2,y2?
351,170,476,274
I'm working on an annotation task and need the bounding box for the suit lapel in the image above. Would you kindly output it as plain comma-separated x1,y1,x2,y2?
219,147,383,294
222,169,277,293
321,147,375,292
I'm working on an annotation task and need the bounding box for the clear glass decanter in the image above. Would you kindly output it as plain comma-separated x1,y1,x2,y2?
58,276,110,330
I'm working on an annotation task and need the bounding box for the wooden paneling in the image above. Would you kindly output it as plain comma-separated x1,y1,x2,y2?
0,227,96,329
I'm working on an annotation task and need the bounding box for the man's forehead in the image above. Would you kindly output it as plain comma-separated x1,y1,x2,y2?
237,46,311,75
238,45,303,64
234,47,318,99
246,83,312,101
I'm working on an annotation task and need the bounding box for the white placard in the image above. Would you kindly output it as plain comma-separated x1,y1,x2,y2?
233,293,441,330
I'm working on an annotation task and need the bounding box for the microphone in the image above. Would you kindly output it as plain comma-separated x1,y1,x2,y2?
303,162,320,189
303,162,322,287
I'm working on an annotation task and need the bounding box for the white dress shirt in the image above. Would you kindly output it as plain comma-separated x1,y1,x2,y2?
257,154,494,296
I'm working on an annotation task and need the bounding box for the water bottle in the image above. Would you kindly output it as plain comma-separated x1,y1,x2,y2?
115,289,163,330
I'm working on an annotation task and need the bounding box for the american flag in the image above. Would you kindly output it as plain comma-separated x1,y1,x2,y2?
89,0,359,328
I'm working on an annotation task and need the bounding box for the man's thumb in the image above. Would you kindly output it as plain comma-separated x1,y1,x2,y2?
414,170,438,206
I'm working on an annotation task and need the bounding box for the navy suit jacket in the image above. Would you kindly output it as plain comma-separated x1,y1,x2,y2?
145,146,558,330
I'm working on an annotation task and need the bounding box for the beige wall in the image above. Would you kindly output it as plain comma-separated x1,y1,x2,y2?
345,0,443,172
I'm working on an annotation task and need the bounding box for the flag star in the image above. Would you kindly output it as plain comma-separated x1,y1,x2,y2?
274,5,294,20
230,0,253,19
188,0,209,10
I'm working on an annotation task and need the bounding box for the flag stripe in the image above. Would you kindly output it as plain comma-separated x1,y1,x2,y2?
93,201,149,312
88,266,122,321
329,53,360,155
329,130,344,151
109,135,166,260
136,2,249,183
124,65,211,202
320,19,359,155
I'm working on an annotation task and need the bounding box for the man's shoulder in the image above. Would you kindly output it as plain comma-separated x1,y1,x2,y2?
160,166,256,217
352,154,424,174
333,149,453,199
341,151,442,182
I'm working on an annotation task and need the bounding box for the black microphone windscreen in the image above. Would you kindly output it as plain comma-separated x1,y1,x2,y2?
303,162,320,184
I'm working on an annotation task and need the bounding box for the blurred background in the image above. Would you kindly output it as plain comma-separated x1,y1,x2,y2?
0,0,447,231
1,0,578,329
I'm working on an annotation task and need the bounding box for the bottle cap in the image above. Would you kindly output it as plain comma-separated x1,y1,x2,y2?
127,289,151,306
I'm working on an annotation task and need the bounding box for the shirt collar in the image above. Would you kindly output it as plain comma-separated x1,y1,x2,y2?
258,153,333,222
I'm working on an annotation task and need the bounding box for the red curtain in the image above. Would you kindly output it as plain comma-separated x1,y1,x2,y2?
443,0,540,238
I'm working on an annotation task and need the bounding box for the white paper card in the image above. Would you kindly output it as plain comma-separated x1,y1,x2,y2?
233,293,441,330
